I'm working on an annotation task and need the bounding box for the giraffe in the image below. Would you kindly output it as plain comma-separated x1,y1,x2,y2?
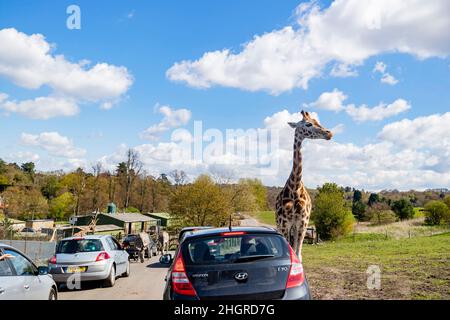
276,110,333,256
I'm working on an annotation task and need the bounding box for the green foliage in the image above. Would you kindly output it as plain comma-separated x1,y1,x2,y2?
124,206,140,213
1,187,48,220
239,178,267,211
169,175,231,227
49,192,75,220
312,183,355,240
443,196,450,210
368,193,379,207
391,198,415,220
424,201,450,226
352,200,367,221
40,175,60,200
353,189,362,202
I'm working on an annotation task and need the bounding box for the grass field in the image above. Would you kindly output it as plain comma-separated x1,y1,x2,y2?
302,232,450,300
251,211,276,225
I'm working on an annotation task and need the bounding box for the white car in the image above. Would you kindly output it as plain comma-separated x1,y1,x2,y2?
0,244,58,300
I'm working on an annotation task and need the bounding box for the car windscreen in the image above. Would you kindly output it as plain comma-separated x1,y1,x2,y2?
182,233,288,265
57,239,104,254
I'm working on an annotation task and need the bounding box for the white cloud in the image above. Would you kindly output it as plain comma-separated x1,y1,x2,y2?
6,151,40,163
141,104,192,140
0,95,79,119
20,132,86,159
93,110,450,191
167,0,449,94
0,28,133,118
380,73,399,85
307,89,410,122
373,61,398,85
345,99,411,122
306,88,347,112
330,63,358,77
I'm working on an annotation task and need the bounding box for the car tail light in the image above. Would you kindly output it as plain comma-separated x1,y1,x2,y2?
221,231,246,236
171,251,197,297
286,245,305,289
49,255,57,264
95,251,111,262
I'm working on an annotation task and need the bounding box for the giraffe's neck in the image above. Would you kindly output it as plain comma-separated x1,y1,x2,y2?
290,135,304,190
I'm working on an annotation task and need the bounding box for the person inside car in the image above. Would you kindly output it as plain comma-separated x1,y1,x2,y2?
0,253,13,260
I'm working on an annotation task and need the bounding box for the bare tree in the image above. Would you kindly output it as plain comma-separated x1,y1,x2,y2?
91,162,102,211
169,170,188,187
120,149,143,209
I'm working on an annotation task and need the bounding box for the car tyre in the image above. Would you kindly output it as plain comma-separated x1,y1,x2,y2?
49,288,57,300
123,261,130,277
104,266,116,287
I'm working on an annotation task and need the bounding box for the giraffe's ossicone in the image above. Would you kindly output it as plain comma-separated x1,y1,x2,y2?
276,110,333,256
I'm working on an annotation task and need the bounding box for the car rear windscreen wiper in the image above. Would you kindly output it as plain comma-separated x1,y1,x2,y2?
233,254,275,263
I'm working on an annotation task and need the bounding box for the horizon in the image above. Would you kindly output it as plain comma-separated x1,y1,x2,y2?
1,0,449,191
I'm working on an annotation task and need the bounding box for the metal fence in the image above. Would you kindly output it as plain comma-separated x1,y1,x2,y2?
0,240,56,265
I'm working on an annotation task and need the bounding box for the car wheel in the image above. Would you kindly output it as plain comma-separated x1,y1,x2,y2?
49,288,57,300
104,266,116,287
123,261,130,277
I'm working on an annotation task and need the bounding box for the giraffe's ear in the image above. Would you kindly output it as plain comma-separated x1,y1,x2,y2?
288,122,297,128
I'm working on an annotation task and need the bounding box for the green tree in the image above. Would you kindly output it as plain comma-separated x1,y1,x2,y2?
40,175,60,200
368,193,379,207
353,190,362,202
352,200,367,221
20,162,35,183
391,198,414,220
424,201,450,226
239,178,267,211
49,192,75,220
443,195,450,210
169,175,231,227
312,183,355,240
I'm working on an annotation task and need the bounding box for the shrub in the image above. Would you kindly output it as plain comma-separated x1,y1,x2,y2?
424,201,450,226
391,198,414,220
312,183,355,240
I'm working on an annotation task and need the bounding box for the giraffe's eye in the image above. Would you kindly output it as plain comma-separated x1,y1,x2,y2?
305,122,312,127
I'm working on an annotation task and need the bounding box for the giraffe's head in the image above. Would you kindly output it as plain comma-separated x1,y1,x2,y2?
288,110,333,140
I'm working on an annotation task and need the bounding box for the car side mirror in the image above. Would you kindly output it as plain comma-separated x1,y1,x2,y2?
159,253,173,265
38,266,49,275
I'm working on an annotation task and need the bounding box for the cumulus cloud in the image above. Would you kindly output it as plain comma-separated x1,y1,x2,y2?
167,0,449,94
0,28,133,118
20,132,86,159
373,61,398,85
307,89,410,122
306,88,347,112
0,94,79,119
345,99,411,122
141,104,192,140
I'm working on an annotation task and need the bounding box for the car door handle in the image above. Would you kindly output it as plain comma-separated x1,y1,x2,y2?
0,287,5,294
24,285,30,290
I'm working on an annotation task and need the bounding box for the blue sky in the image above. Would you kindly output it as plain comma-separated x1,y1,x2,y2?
0,0,449,190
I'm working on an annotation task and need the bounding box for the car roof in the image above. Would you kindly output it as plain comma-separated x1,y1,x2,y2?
0,243,15,250
61,234,109,241
181,226,279,241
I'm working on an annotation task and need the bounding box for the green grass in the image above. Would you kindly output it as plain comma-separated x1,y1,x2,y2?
252,211,276,225
303,232,450,300
414,207,425,218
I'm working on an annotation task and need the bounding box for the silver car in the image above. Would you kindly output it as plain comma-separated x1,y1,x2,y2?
48,235,130,287
0,244,58,300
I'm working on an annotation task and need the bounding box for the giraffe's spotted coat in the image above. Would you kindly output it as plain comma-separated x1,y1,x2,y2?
276,111,332,256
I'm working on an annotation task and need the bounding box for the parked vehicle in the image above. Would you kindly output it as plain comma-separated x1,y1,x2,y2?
122,233,157,263
48,235,130,288
161,227,312,300
0,244,58,300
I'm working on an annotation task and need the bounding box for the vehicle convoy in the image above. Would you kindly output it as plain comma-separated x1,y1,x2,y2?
161,227,312,300
122,233,157,263
48,235,130,287
0,244,58,300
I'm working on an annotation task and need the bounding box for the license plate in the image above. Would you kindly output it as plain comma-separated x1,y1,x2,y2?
66,266,87,273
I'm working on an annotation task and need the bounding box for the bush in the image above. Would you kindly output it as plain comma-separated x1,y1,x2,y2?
391,198,414,220
424,201,450,226
312,183,355,240
366,202,397,225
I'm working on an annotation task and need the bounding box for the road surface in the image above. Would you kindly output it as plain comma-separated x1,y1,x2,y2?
58,253,170,300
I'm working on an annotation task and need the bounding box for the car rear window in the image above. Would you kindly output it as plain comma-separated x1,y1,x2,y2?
182,233,288,265
57,239,104,254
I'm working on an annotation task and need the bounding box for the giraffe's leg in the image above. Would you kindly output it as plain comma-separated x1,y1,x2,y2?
297,215,311,257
